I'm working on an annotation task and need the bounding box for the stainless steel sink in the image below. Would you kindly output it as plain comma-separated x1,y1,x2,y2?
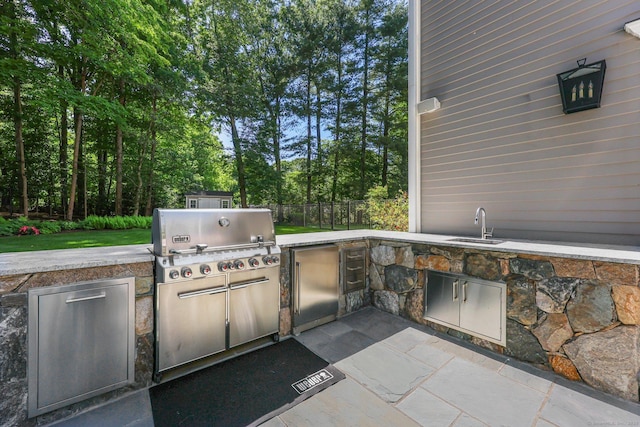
447,237,504,245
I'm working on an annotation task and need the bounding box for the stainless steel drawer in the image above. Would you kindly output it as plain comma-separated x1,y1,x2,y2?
342,247,367,293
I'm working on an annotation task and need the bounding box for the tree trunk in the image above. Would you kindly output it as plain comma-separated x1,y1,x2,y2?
360,7,370,199
8,0,28,217
275,98,284,222
97,149,108,214
132,128,147,216
330,40,344,203
144,93,158,216
67,55,87,221
115,78,125,216
59,66,69,216
306,62,312,204
315,81,323,201
381,85,390,188
229,113,247,208
78,135,86,218
67,106,83,221
13,77,28,217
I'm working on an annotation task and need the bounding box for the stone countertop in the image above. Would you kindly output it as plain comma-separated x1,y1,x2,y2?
1,230,639,276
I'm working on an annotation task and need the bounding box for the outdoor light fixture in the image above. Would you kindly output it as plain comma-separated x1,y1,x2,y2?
417,97,441,114
556,58,606,114
624,18,640,38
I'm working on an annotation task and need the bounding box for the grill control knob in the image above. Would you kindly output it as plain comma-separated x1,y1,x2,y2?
262,256,279,265
181,267,193,278
234,260,245,270
218,262,229,272
169,270,180,280
227,261,235,270
201,265,212,275
248,258,260,268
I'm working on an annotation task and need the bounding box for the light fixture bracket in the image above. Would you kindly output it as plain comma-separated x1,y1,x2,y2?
624,18,640,39
417,97,441,114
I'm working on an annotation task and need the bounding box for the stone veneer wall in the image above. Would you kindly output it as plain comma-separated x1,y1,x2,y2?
367,240,640,402
0,262,155,427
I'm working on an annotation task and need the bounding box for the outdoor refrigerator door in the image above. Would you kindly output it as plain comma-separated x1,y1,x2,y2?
292,245,339,327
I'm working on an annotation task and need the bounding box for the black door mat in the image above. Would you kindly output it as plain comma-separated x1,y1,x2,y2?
149,338,344,427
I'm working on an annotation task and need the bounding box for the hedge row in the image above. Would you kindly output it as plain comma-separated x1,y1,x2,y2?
0,215,153,237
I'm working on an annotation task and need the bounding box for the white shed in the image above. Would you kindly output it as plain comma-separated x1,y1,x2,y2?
185,191,233,209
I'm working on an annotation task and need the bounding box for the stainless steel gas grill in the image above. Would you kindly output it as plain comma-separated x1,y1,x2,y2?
151,208,281,380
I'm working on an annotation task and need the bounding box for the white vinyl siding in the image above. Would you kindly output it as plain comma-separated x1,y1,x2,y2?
418,0,640,245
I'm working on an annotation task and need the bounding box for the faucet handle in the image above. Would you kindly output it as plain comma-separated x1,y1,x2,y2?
485,228,494,238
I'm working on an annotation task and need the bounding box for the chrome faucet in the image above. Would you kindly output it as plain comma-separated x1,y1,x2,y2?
475,207,493,239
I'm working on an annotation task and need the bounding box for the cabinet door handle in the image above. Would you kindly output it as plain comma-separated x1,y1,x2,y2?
347,266,363,271
229,277,269,289
463,282,468,302
452,280,458,301
178,286,226,299
66,292,106,303
295,262,301,315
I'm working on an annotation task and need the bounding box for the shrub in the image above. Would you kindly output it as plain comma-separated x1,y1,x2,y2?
60,221,78,231
80,215,152,230
366,186,408,232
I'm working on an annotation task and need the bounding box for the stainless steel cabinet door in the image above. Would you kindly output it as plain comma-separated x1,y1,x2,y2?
293,245,339,327
28,278,135,417
459,280,503,342
228,269,280,347
425,271,460,327
157,275,227,371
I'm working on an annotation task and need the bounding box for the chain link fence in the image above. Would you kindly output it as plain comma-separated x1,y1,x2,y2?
256,201,372,230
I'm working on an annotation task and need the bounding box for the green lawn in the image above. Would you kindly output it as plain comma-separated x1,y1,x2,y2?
0,225,332,253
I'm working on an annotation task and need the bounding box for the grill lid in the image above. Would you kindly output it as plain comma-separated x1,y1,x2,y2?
152,208,276,256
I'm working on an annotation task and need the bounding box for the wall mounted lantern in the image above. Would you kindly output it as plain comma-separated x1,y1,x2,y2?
417,97,441,114
556,59,606,114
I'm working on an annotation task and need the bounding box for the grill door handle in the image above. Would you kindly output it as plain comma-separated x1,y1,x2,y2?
178,286,226,299
229,277,269,290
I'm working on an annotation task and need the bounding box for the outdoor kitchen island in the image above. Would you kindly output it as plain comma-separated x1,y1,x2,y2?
1,229,640,425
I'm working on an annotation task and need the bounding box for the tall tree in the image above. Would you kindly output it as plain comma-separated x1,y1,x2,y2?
371,1,407,188
1,0,37,217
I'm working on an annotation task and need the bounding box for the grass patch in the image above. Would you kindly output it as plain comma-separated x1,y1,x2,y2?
0,229,152,253
0,224,340,253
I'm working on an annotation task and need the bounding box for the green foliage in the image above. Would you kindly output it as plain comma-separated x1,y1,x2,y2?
366,186,408,231
81,215,152,230
1,0,408,219
0,215,152,238
0,217,60,236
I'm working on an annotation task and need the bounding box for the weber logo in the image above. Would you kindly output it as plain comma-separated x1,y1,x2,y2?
172,235,191,244
291,369,334,394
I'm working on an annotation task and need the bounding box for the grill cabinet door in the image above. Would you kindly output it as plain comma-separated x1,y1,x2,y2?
228,268,280,348
157,275,227,371
425,271,460,327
